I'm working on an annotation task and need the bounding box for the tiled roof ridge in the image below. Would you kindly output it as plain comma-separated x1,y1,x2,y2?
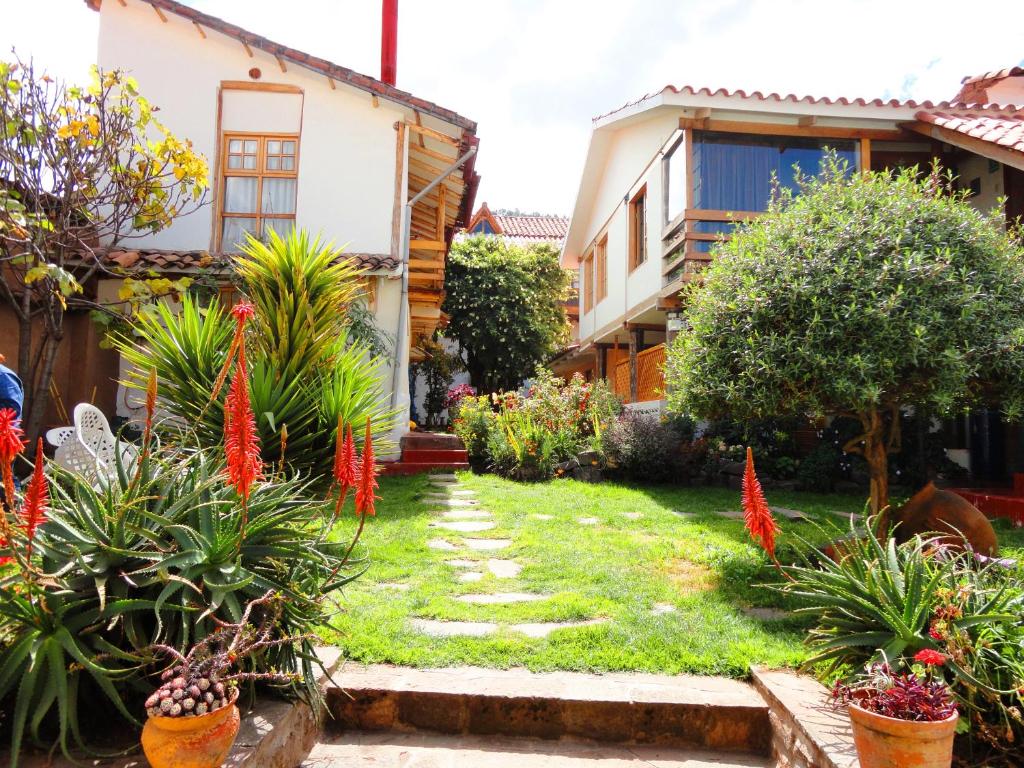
96,246,398,273
593,83,1024,123
84,0,476,132
961,66,1024,85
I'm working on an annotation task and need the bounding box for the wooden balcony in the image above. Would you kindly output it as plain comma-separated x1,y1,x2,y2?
661,209,760,294
612,343,666,403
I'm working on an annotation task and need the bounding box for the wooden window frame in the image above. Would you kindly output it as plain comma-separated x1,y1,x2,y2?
595,234,608,303
217,131,300,252
628,186,647,272
582,250,594,313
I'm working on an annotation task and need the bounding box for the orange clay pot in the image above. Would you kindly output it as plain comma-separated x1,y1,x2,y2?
141,690,240,768
848,701,957,768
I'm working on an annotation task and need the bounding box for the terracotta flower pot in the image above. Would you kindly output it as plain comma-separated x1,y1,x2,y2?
848,701,958,768
141,689,240,768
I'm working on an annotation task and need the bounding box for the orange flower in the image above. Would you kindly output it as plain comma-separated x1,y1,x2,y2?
354,417,378,517
21,437,48,558
741,447,779,559
0,408,25,510
331,419,357,518
211,301,257,403
224,344,262,503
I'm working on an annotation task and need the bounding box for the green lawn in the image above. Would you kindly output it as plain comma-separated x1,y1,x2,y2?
321,474,1024,677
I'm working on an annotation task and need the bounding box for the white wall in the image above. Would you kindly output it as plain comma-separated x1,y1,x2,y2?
956,155,1005,218
576,113,679,343
97,0,402,255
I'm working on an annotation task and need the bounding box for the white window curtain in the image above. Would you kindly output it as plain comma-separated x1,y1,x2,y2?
261,178,296,215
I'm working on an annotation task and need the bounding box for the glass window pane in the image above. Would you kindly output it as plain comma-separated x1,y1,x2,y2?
283,141,296,153
227,155,241,169
266,156,280,170
692,132,857,211
223,176,257,213
267,140,281,154
261,177,296,214
263,218,293,240
282,157,295,171
222,218,257,250
228,139,242,153
244,140,257,153
242,155,257,170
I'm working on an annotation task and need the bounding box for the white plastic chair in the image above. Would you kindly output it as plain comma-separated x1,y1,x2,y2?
53,404,139,486
45,426,74,448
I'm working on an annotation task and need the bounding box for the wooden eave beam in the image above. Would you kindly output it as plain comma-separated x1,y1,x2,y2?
406,121,460,147
679,117,911,142
903,121,1024,172
193,21,206,38
275,55,287,73
150,2,167,22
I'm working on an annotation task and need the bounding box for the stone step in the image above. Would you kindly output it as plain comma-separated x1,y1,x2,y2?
325,665,771,756
380,461,470,476
305,732,772,767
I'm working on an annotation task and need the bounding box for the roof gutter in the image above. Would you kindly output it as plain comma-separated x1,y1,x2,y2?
390,143,478,408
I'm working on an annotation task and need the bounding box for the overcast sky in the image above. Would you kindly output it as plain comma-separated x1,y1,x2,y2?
4,1,1024,214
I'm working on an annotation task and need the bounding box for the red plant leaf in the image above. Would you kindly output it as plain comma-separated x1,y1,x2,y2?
742,447,779,558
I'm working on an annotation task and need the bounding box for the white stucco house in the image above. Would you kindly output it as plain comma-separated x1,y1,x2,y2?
556,68,1024,474
83,0,480,456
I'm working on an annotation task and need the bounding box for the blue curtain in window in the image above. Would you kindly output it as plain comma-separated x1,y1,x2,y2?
693,133,856,212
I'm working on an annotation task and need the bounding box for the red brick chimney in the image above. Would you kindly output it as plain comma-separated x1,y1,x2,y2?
381,0,398,86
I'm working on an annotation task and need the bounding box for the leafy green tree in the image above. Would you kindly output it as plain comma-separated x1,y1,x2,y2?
443,236,570,392
665,161,1024,517
0,57,207,443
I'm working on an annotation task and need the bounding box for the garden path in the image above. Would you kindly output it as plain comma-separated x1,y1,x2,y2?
409,473,608,638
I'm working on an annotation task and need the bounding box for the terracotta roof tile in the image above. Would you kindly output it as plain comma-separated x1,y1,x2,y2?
493,213,569,242
961,66,1024,85
594,83,1020,123
98,248,397,274
915,111,1024,155
84,0,475,132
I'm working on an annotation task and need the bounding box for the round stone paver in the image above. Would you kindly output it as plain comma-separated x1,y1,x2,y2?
510,619,606,638
379,583,411,591
430,520,496,533
457,593,549,605
486,559,522,578
427,538,459,551
425,489,476,497
464,538,512,551
578,517,598,525
651,603,677,615
531,514,554,521
459,572,484,583
440,510,493,520
621,512,642,520
428,498,482,508
446,559,479,569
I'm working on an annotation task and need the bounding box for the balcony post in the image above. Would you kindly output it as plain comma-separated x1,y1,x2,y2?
595,344,607,381
629,329,643,403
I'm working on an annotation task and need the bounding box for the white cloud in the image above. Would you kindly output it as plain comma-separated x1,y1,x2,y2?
3,0,1023,214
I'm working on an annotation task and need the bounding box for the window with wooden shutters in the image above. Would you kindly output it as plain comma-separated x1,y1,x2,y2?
582,251,594,313
596,235,608,302
629,187,647,271
219,133,299,251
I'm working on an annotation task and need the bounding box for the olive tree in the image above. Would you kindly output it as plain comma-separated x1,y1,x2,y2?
0,57,207,444
665,160,1024,517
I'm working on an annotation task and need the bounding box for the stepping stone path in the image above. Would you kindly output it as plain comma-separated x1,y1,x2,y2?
410,475,605,640
441,509,493,520
742,606,794,622
621,512,642,520
430,520,496,533
651,603,677,615
770,506,806,521
672,510,697,520
379,583,410,591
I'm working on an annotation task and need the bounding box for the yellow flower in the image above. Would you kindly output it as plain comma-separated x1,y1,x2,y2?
409,420,417,430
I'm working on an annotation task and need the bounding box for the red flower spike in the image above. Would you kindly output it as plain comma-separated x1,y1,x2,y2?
223,346,262,502
0,408,26,512
742,447,779,559
331,419,357,518
354,417,378,517
914,649,947,667
231,301,256,323
22,437,48,557
211,301,257,404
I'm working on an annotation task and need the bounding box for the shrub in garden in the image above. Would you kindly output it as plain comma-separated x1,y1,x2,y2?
450,394,495,467
487,409,555,482
116,229,395,481
602,412,683,482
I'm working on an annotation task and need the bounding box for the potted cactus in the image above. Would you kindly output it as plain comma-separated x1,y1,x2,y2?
832,657,959,768
141,591,310,768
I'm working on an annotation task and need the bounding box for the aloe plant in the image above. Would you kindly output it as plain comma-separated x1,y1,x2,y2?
114,228,397,479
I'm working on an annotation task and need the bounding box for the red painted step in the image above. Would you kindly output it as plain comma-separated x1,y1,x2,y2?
401,448,469,464
380,432,470,475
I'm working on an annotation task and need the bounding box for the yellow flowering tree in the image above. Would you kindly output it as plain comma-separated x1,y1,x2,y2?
0,56,208,444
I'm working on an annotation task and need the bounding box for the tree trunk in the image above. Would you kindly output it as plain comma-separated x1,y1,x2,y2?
21,329,61,458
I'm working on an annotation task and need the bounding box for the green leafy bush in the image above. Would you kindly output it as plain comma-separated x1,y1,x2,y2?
487,409,554,482
450,394,495,468
115,229,396,479
602,412,684,482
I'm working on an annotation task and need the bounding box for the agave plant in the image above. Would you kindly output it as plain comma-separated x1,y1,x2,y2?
114,228,397,479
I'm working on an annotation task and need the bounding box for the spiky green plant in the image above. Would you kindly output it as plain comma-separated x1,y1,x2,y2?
114,229,397,479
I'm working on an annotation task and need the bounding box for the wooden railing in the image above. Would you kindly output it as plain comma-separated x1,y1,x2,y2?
611,343,666,403
662,209,760,289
